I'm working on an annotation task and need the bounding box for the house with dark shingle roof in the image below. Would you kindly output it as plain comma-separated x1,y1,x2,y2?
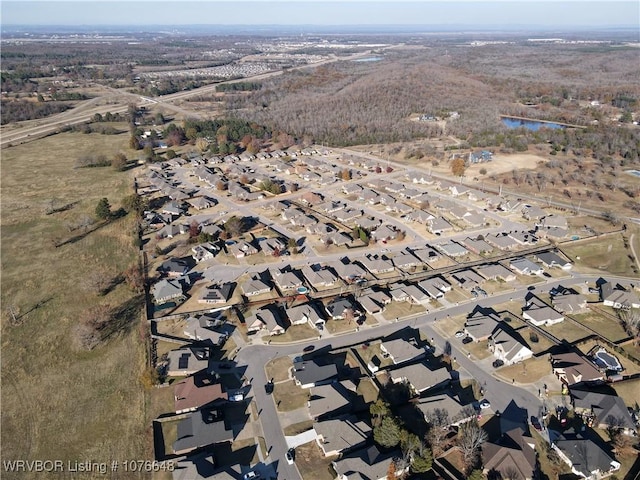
551,351,605,386
332,445,406,480
314,415,372,457
552,428,620,480
293,360,338,389
570,387,636,435
174,372,228,413
488,326,533,365
172,408,234,455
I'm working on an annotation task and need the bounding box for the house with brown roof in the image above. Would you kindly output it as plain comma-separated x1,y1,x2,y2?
314,415,372,457
551,351,605,386
174,372,228,413
387,362,450,394
482,428,537,480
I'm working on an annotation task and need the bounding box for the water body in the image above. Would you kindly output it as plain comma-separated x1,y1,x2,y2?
501,117,565,131
354,56,383,62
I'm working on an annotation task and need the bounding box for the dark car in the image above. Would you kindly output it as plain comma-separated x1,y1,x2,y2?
303,345,315,352
462,336,473,344
492,359,504,368
530,416,542,431
265,381,274,394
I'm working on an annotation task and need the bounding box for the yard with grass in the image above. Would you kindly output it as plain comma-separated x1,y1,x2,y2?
325,318,358,335
273,380,310,412
495,356,553,384
265,356,293,383
570,311,630,342
356,377,380,403
294,440,337,480
382,301,427,321
542,319,590,343
1,131,150,466
270,323,319,343
563,233,635,276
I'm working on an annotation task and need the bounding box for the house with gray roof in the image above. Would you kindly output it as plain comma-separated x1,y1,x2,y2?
325,297,358,320
522,304,564,326
371,224,398,242
536,251,572,269
183,316,228,344
270,267,304,292
508,230,538,246
552,429,620,480
355,216,382,230
451,269,486,290
241,276,272,297
246,307,286,336
463,212,486,227
332,446,405,480
522,205,547,221
405,209,435,224
306,222,334,236
293,360,338,389
321,231,352,247
302,265,338,289
380,339,425,366
227,241,258,259
285,302,325,329
600,281,640,309
482,427,537,480
172,408,234,455
410,246,442,265
570,388,636,435
489,327,533,365
258,237,286,256
151,277,188,305
308,380,358,419
167,346,211,377
314,415,372,457
510,257,544,275
461,237,494,255
552,293,588,314
391,251,421,271
477,263,516,282
539,214,568,229
427,216,454,235
327,260,368,284
198,283,233,305
388,362,450,394
464,311,501,342
487,233,520,250
359,255,395,275
436,241,469,258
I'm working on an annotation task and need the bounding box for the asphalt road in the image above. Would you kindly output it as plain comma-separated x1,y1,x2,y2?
234,272,635,480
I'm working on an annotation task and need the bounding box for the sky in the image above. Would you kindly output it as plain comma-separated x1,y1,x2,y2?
1,0,639,27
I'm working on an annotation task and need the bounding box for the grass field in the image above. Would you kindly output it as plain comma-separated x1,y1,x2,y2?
294,441,337,480
273,380,310,412
1,131,149,471
269,323,319,344
563,233,635,276
265,356,293,383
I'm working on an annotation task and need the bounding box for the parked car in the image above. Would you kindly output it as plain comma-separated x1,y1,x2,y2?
230,393,244,402
303,345,315,352
243,472,260,480
285,448,295,465
530,416,542,431
492,359,504,368
479,399,491,409
462,336,473,344
265,381,274,395
455,331,465,338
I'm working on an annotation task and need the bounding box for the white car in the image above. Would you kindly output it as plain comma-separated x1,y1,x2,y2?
286,448,295,465
230,393,244,402
479,399,491,409
455,331,465,338
243,472,260,480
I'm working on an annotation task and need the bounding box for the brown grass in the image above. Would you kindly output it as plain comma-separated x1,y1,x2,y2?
265,356,293,383
563,233,635,276
496,356,553,384
381,301,426,321
1,131,148,468
294,440,337,480
269,323,319,343
273,380,310,412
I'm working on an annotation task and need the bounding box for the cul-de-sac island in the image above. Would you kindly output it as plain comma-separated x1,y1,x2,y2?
2,16,640,480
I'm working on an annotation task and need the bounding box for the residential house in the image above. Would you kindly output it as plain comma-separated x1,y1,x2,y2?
270,267,304,292
314,416,372,457
463,212,486,227
380,338,425,366
551,351,605,386
552,428,620,480
357,288,391,315
325,297,358,320
427,217,454,235
307,222,334,236
371,224,398,243
327,260,368,284
600,281,640,309
258,237,286,256
172,408,234,455
522,205,547,221
167,347,211,377
301,265,338,289
464,310,501,342
187,196,216,210
436,241,469,258
487,233,520,251
477,263,517,282
522,294,564,326
321,231,352,247
508,230,538,246
308,380,359,420
183,316,228,344
451,269,486,290
570,388,636,435
390,284,430,304
332,446,406,480
246,307,286,336
510,257,544,275
191,243,219,263
293,360,338,389
418,276,452,298
158,258,190,277
355,216,382,230
227,241,258,259
151,277,188,304
462,237,494,255
174,372,228,414
391,251,421,271
241,276,272,297
285,302,325,329
416,392,476,427
539,214,568,230
536,251,572,270
405,210,435,224
410,246,442,265
482,427,537,480
198,283,234,305
552,292,588,314
488,327,533,365
334,208,362,223
359,255,395,275
387,362,450,394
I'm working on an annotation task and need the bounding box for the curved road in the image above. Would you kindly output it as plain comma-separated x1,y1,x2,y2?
234,272,637,479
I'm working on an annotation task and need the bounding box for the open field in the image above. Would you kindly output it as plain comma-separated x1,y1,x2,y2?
273,380,310,412
570,311,630,343
265,356,293,383
563,233,636,276
1,131,148,470
496,356,553,385
381,301,427,321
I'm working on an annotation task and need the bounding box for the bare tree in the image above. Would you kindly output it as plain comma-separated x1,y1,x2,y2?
425,408,451,456
618,308,640,345
457,419,487,472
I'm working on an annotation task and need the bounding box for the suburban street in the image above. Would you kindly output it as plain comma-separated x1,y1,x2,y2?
234,272,638,480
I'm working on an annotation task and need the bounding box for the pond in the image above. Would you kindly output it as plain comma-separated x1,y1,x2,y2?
501,116,565,131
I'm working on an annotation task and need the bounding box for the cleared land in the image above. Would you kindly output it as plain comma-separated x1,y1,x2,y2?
1,131,148,467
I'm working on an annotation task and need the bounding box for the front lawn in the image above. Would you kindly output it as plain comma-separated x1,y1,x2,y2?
273,380,310,412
